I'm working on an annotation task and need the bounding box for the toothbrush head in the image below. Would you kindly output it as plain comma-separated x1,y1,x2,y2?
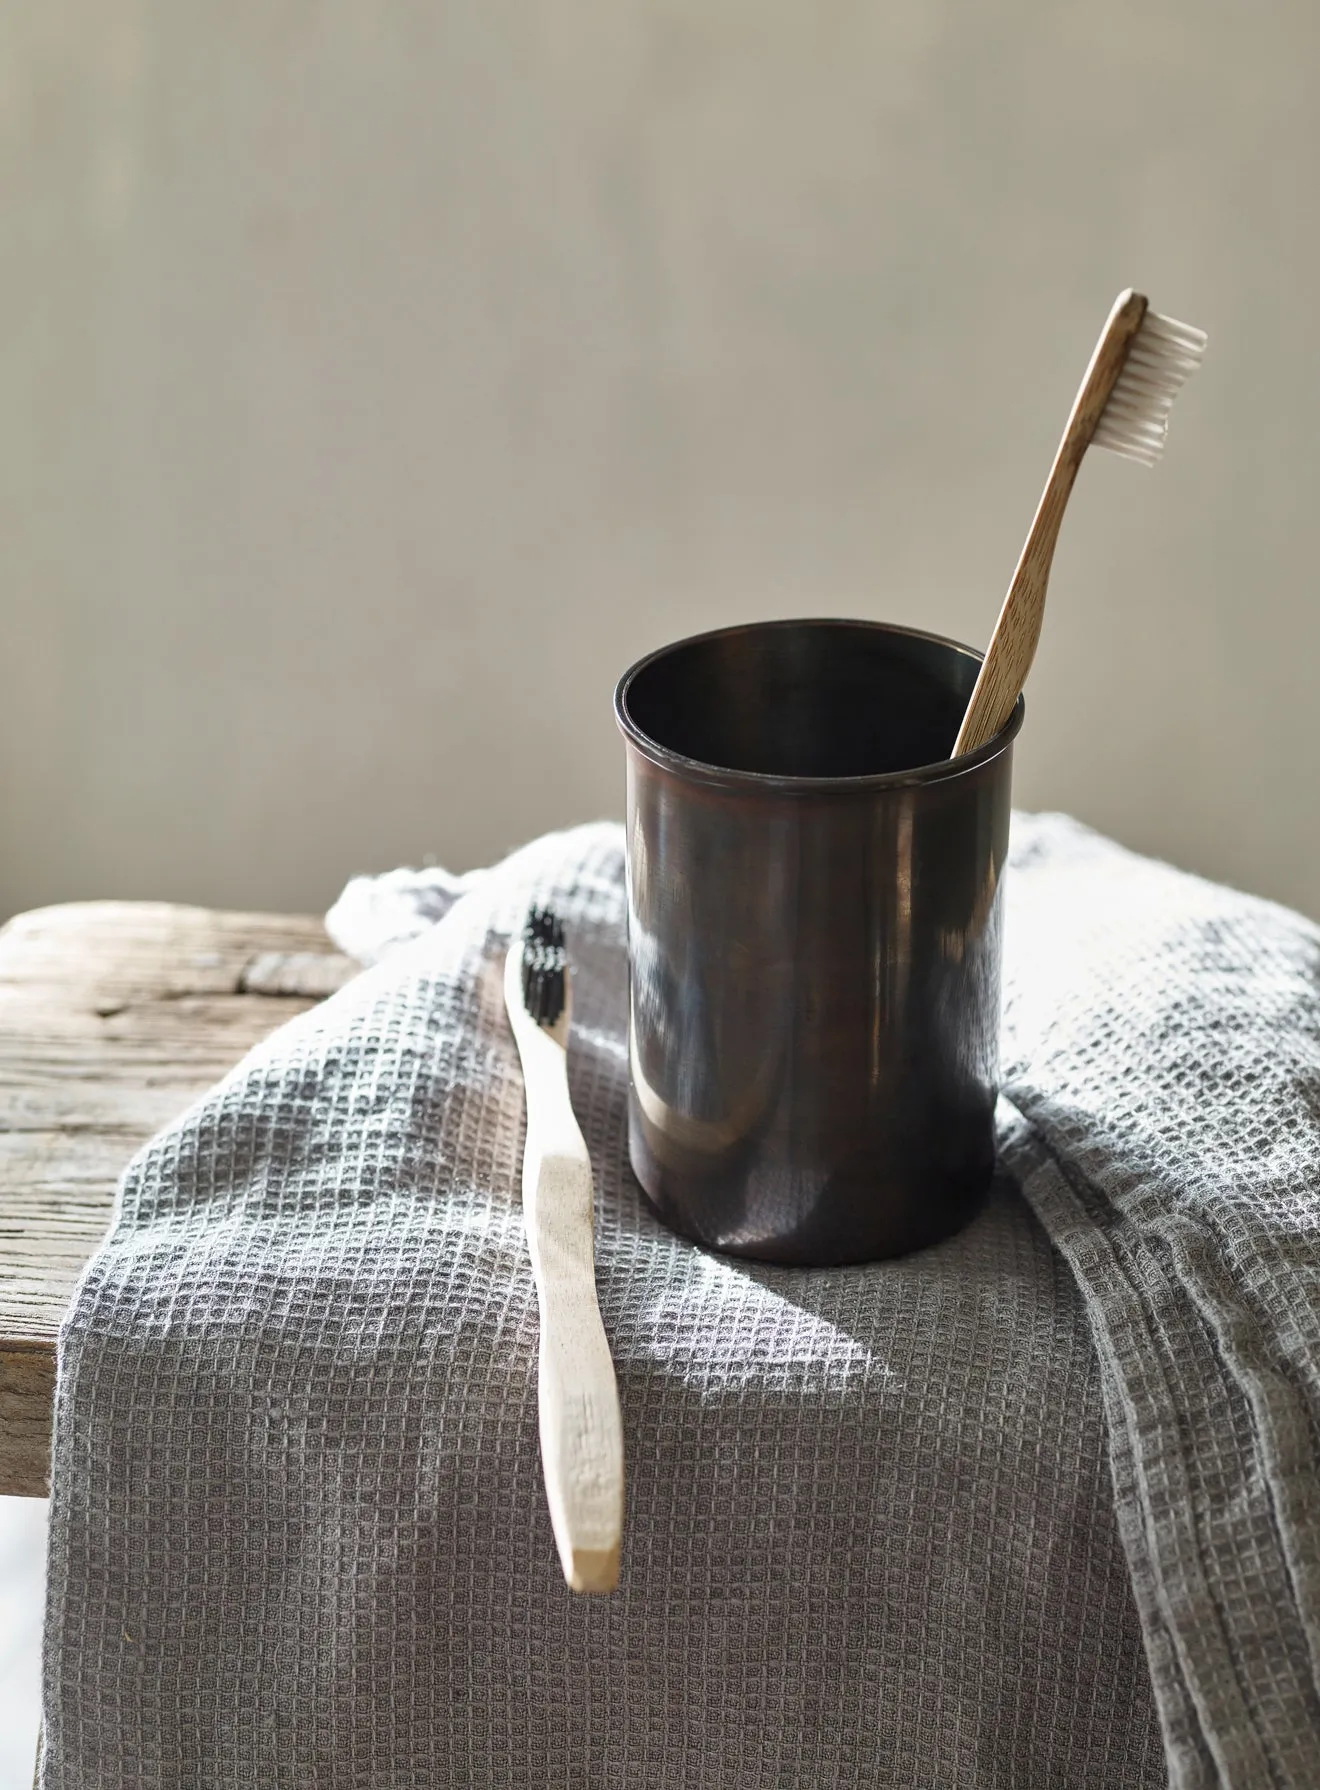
1091,299,1208,469
521,906,567,1029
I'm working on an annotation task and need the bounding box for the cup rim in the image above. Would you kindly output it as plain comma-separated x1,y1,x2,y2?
613,617,1025,791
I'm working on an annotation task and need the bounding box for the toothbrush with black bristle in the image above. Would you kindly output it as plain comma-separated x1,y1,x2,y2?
503,904,624,1593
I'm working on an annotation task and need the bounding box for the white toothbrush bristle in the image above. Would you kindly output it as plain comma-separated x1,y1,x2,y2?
1091,307,1207,467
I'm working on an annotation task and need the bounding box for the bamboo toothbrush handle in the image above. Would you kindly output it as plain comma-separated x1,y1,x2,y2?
503,947,624,1594
952,290,1149,758
526,1139,624,1593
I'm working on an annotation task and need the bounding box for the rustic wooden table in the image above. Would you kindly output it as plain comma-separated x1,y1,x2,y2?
0,902,357,1497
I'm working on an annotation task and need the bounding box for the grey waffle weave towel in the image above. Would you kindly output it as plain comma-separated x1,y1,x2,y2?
41,814,1320,1788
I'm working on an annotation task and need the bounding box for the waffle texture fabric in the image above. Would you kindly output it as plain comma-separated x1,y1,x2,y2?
41,814,1319,1788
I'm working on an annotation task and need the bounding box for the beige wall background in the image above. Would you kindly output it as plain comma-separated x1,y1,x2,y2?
1,1,1317,922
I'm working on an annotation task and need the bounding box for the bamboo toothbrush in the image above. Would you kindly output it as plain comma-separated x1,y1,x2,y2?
504,906,624,1594
952,289,1208,758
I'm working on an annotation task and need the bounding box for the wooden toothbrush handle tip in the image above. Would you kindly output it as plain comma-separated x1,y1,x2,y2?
952,289,1149,757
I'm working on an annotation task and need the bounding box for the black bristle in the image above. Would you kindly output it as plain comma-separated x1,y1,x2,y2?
522,905,567,1026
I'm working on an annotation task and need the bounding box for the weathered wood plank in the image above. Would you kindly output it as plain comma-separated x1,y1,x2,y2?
0,902,356,1495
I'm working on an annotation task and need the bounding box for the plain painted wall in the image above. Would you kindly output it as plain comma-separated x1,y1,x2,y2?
2,1,1317,921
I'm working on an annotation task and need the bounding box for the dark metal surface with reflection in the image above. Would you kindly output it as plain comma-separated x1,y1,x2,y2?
615,619,1021,1266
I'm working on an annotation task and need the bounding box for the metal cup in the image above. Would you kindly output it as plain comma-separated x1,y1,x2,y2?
613,618,1022,1266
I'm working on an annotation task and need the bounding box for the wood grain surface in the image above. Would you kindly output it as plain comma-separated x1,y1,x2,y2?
0,902,356,1496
